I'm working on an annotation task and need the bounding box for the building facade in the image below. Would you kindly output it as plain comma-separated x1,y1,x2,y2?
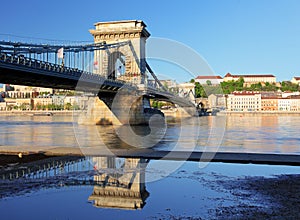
226,91,300,112
261,97,278,111
226,91,261,112
195,76,223,85
223,73,276,84
291,77,300,85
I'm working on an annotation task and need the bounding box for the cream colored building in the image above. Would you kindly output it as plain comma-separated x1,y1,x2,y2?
0,102,6,110
223,73,276,84
278,98,291,111
32,97,53,109
291,77,300,85
226,91,261,112
290,97,300,111
7,85,53,99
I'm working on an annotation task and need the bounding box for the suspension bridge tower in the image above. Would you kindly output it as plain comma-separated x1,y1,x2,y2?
89,20,150,84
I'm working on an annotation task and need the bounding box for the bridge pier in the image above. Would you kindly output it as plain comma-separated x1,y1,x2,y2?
78,95,164,126
78,97,122,125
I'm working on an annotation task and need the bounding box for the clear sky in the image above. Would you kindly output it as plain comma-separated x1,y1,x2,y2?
1,0,300,82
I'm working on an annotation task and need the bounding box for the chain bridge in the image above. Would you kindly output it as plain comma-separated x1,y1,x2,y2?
0,20,197,125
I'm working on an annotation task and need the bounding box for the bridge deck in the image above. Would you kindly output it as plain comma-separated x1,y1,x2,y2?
0,145,299,166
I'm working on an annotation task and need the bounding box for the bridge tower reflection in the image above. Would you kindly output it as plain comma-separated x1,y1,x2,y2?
89,157,149,209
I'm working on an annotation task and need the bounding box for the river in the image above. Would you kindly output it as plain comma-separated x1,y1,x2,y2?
1,114,300,154
0,114,299,219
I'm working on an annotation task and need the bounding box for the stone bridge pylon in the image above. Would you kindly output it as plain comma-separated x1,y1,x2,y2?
79,20,164,126
89,20,150,84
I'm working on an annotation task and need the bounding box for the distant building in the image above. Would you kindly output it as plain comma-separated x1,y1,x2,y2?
208,94,226,109
223,73,276,84
261,97,278,111
291,77,300,85
195,75,223,85
7,85,53,99
225,90,300,112
226,91,261,112
282,91,300,98
278,98,291,111
0,102,6,110
32,97,52,109
52,95,65,106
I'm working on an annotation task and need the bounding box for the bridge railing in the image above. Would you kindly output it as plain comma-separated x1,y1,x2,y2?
0,52,133,89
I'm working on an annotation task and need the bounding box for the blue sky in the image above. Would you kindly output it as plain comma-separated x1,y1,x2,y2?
1,0,300,82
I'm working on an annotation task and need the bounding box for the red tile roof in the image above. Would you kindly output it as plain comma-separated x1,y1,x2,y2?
261,97,280,99
224,73,275,78
195,75,223,79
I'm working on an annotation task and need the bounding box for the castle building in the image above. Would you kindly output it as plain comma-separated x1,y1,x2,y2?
223,73,276,84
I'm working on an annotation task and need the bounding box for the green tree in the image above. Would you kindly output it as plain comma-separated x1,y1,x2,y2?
65,103,72,110
195,82,206,98
206,80,212,86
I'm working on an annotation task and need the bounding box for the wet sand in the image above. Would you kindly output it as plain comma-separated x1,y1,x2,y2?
213,174,300,219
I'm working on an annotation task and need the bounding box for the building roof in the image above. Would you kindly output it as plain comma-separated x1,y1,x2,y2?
261,97,280,100
195,75,223,80
293,77,300,80
231,91,261,96
224,73,275,78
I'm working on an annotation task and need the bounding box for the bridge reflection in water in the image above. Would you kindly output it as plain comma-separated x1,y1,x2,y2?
0,155,150,210
89,157,149,209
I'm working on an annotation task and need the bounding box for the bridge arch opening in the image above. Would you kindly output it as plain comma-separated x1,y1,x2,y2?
107,51,126,80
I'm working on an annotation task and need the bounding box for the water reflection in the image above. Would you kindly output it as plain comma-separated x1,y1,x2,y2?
1,114,300,154
89,157,149,209
221,115,300,154
0,155,149,210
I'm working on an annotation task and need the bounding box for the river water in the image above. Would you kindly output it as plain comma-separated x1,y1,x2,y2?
1,114,300,154
0,114,299,219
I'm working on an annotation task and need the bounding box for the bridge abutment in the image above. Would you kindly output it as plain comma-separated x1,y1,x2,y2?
78,95,164,126
78,97,122,125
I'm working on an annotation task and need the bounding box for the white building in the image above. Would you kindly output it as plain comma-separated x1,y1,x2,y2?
282,91,300,98
278,98,291,111
226,91,261,112
291,77,300,85
195,76,223,85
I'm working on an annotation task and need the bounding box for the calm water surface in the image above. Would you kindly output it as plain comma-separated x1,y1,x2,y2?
0,114,300,219
1,114,300,154
0,156,299,220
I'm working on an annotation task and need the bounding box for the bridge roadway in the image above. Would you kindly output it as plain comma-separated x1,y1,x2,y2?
0,52,195,107
0,52,126,92
0,145,300,166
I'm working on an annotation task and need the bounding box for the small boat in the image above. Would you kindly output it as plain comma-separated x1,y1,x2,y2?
33,112,53,116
